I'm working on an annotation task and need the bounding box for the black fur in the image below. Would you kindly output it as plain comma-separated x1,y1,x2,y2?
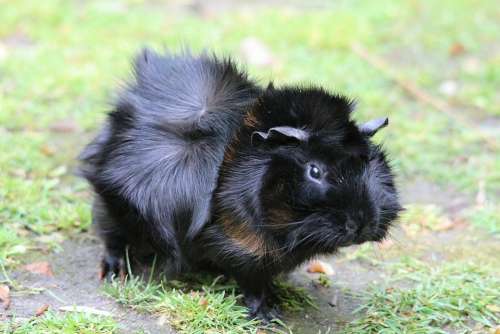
80,49,260,273
80,49,402,321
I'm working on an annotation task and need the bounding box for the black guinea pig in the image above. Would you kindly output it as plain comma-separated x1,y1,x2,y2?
79,49,402,321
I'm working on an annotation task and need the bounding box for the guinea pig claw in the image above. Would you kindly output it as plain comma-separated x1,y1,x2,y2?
265,307,281,323
249,306,280,324
246,296,280,323
99,255,126,282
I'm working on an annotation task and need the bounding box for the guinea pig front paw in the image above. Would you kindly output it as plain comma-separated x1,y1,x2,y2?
99,254,126,282
246,294,280,323
250,305,280,324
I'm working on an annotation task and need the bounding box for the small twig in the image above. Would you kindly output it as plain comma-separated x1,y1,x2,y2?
46,289,68,304
59,305,112,317
0,262,13,286
351,43,498,150
125,245,133,278
147,254,157,287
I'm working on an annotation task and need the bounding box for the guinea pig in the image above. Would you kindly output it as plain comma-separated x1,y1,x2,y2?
79,49,402,321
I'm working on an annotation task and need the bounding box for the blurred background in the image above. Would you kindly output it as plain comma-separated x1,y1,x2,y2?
0,1,498,333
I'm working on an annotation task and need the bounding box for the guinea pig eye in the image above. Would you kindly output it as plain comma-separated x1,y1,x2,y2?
308,164,322,180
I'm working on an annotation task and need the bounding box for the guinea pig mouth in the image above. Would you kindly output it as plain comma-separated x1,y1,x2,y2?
356,225,387,244
338,233,375,247
342,220,385,246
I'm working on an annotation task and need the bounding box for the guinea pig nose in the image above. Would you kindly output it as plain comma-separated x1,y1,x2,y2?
345,219,358,234
359,224,371,238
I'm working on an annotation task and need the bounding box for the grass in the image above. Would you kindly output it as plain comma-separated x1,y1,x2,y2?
0,0,499,332
1,311,118,334
1,0,498,265
103,271,315,333
0,226,26,266
398,204,452,235
0,131,91,267
273,280,317,313
103,274,260,333
466,204,500,235
342,260,500,334
155,287,261,334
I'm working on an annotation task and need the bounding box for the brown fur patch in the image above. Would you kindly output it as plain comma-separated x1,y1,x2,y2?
266,206,297,230
219,212,275,258
222,140,237,165
243,109,259,128
222,109,259,166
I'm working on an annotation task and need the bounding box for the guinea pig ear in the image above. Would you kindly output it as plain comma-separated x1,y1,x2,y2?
266,82,275,91
251,126,309,146
359,117,389,137
343,126,370,157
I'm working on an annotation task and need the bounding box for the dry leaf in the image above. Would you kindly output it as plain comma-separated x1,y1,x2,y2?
35,304,50,316
379,239,395,249
23,261,54,277
434,218,455,231
40,145,55,156
449,42,465,56
198,298,208,307
307,260,334,275
0,284,11,310
475,180,486,208
451,217,468,230
157,315,168,326
495,327,500,334
59,306,112,316
49,119,79,133
486,304,500,313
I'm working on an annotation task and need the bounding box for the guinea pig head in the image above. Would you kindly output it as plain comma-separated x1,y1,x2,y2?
249,87,402,254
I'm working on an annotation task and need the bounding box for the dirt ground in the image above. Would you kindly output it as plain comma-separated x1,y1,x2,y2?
5,237,173,334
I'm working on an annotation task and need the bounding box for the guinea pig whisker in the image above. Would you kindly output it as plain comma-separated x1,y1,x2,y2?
319,233,341,249
254,220,305,228
295,229,320,245
385,230,404,247
288,228,326,251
